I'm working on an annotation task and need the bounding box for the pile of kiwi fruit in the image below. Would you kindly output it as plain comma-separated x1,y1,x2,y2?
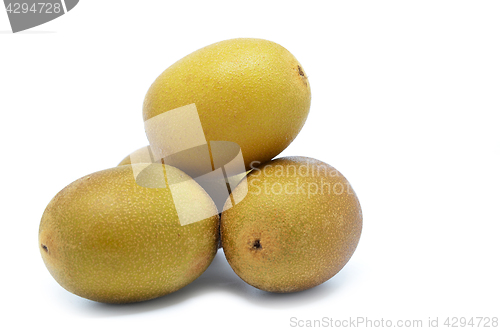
39,38,363,304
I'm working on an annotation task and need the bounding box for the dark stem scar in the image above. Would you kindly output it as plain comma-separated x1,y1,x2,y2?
41,244,49,253
297,65,308,86
298,65,305,77
252,239,262,250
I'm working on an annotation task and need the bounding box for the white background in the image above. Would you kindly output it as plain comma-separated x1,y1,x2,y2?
1,1,499,330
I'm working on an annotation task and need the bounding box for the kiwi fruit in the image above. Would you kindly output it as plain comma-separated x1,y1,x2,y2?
39,163,219,303
117,146,250,213
143,38,311,171
117,145,152,166
221,156,362,293
40,38,362,301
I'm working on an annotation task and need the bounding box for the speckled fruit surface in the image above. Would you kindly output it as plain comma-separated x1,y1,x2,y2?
221,156,362,293
39,164,219,303
143,38,311,170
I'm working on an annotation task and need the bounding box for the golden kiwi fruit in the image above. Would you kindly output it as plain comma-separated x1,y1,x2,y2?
143,38,311,171
117,146,152,166
221,156,362,293
39,164,219,303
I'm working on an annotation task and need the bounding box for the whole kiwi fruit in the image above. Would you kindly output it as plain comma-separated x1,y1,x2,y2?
143,38,311,171
221,156,362,293
39,163,219,303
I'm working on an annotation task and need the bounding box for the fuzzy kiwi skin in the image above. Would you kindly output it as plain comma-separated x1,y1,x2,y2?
221,156,362,293
143,38,311,171
39,164,219,304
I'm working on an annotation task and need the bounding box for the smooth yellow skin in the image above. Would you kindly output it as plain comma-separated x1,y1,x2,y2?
221,157,362,293
143,38,311,170
39,164,219,304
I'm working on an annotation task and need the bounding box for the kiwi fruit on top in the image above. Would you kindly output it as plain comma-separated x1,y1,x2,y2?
143,38,311,171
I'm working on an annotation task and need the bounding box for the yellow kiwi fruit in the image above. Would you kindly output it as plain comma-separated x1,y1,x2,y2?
39,164,219,303
117,146,250,213
221,156,362,293
143,38,311,171
117,146,152,166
